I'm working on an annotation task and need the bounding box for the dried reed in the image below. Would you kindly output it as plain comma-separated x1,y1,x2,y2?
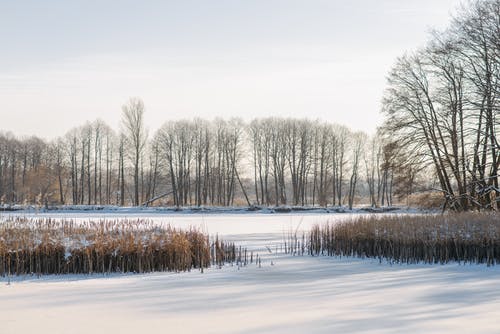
307,213,500,265
0,218,243,276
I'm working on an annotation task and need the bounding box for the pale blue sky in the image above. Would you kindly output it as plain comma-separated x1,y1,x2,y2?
0,0,462,138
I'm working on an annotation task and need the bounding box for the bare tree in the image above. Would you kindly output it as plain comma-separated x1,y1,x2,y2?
347,132,364,210
381,0,499,211
121,98,147,206
332,125,349,206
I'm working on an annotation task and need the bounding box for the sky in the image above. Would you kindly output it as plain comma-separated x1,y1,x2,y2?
0,0,463,139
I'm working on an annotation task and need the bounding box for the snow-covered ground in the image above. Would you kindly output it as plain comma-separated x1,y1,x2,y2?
1,212,499,334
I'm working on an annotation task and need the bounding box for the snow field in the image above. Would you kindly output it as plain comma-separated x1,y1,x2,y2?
1,212,499,333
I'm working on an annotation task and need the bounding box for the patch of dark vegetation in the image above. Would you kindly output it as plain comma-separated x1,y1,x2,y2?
274,206,292,213
359,206,400,213
307,213,500,265
291,206,319,212
0,207,20,212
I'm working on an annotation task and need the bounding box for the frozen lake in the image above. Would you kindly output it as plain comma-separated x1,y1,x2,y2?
0,211,368,252
1,211,499,334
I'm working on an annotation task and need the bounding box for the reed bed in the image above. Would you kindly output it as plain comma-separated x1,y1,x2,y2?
210,236,259,268
307,213,500,265
0,218,243,276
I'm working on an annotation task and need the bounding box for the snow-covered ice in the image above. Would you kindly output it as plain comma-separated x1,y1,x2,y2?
1,212,499,334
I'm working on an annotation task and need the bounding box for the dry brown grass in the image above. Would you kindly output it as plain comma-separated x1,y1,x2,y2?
408,192,444,209
0,218,241,276
308,213,500,265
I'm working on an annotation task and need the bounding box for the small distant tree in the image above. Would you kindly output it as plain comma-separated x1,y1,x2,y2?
121,98,147,206
347,132,364,210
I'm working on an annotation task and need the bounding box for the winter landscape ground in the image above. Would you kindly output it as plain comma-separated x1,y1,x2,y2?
1,210,500,334
1,0,498,333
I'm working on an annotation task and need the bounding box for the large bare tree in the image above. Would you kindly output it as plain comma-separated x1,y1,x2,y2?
381,0,499,211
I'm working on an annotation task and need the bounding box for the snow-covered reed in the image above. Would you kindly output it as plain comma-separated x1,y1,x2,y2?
0,217,242,276
307,213,500,265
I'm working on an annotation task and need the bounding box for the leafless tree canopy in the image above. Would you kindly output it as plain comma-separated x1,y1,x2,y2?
0,116,399,209
381,0,499,211
121,98,147,206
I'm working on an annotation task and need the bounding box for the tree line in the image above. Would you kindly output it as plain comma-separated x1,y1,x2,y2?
0,108,408,209
381,0,499,211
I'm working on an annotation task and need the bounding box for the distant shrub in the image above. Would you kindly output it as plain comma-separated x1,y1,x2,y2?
408,192,444,209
